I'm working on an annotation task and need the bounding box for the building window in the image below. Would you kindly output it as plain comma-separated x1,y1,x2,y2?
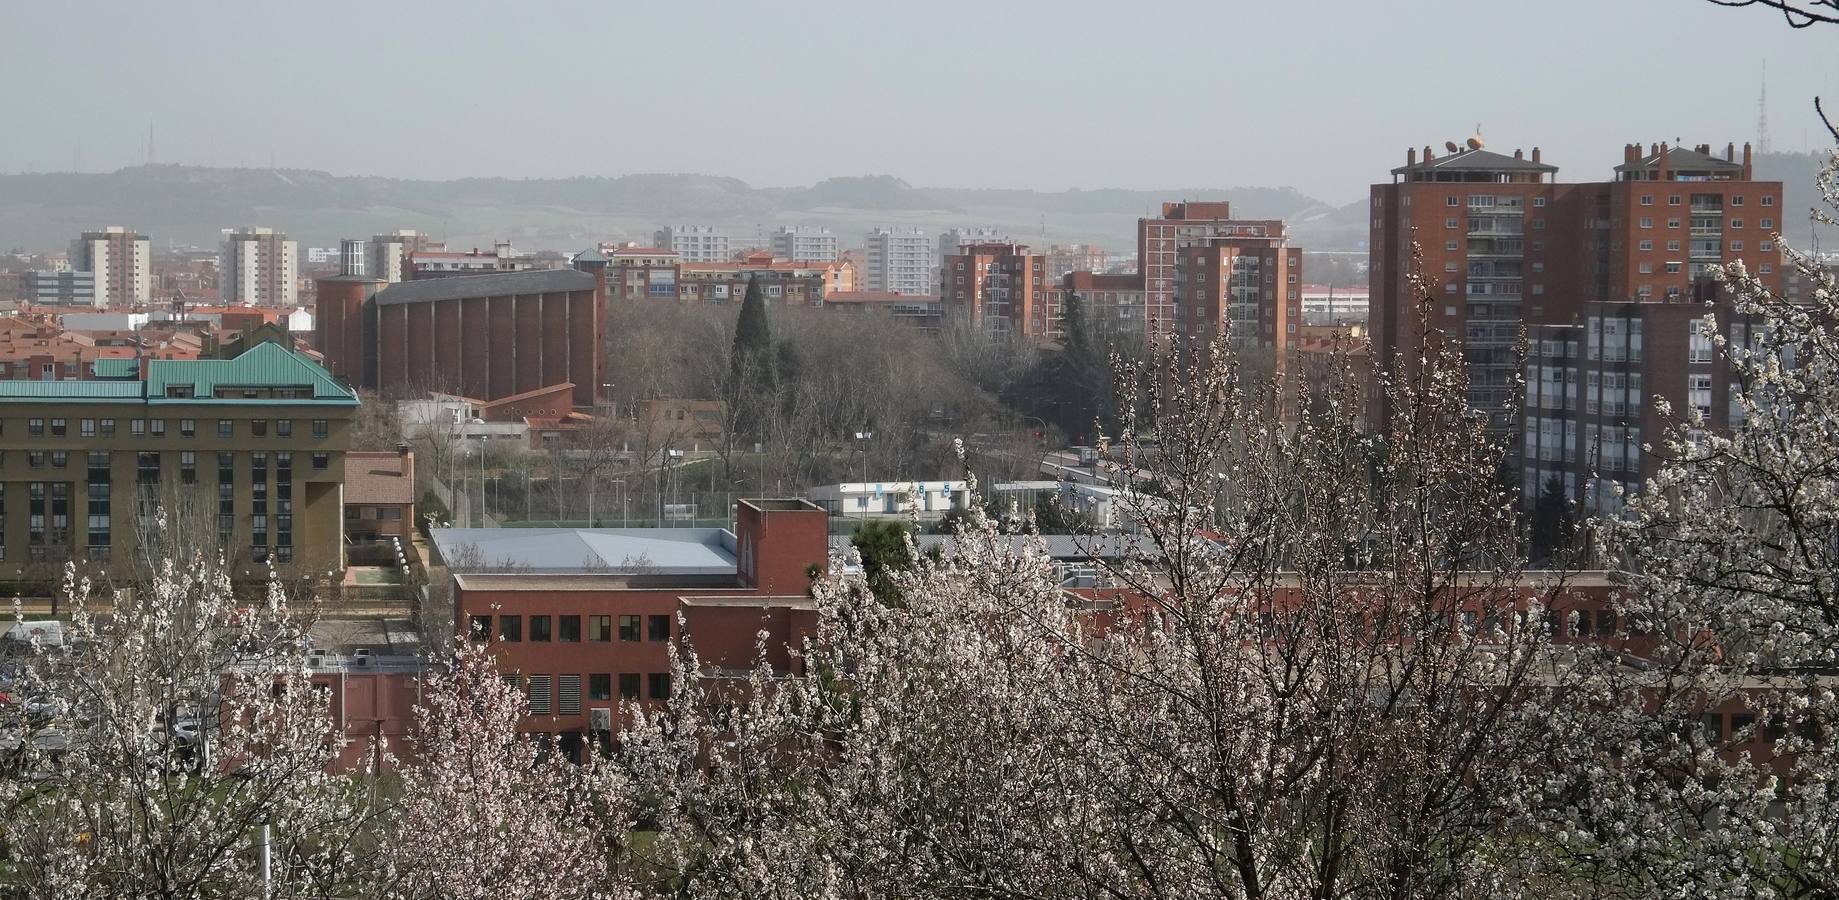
589,674,612,701
1761,195,1774,207
1532,197,1546,207
1761,218,1774,229
1639,217,1653,229
1639,240,1653,251
276,420,291,437
217,420,232,438
150,419,164,437
618,673,641,701
469,615,492,641
251,420,267,437
588,614,611,641
530,615,552,642
1668,240,1681,252
1639,262,1653,274
1445,218,1457,229
131,419,146,437
312,453,328,469
138,452,160,484
27,452,42,469
1689,324,1715,364
617,615,641,641
1732,240,1745,252
1731,195,1745,206
1667,218,1681,229
559,615,580,642
180,419,194,437
649,614,671,642
1731,218,1745,229
1445,240,1457,251
1640,195,1653,206
50,419,64,437
527,675,551,715
311,419,329,439
1688,374,1714,420
50,451,66,469
648,673,672,700
499,615,522,642
1668,195,1681,206
80,419,95,437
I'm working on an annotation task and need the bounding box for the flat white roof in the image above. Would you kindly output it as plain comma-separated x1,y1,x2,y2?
431,527,738,575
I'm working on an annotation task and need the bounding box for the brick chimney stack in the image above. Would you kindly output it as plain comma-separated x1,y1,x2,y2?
1742,142,1754,179
1531,147,1541,165
1407,147,1417,166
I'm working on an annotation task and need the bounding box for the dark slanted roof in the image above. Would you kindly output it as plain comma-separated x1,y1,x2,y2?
1391,148,1557,176
373,268,595,306
1614,146,1745,174
572,247,608,264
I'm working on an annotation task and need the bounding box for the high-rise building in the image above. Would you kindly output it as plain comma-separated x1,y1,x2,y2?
864,227,932,296
1369,139,1783,503
69,226,152,307
654,226,736,264
219,227,298,307
364,230,437,284
941,242,1054,340
769,227,839,263
1137,202,1294,333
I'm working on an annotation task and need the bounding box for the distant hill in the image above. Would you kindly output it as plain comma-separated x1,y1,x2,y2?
0,154,1830,256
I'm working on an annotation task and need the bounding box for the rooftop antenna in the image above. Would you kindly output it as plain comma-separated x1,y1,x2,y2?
1757,59,1772,155
147,118,155,165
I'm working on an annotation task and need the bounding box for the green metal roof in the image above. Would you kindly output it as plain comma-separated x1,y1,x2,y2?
0,381,147,402
145,343,357,406
0,345,358,407
90,358,138,379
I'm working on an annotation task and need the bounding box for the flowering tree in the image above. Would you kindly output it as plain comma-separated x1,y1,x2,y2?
1547,136,1839,897
364,638,627,900
612,282,1594,897
0,541,371,899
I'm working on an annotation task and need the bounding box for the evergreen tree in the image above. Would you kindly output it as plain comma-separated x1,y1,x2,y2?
728,275,775,442
851,519,916,605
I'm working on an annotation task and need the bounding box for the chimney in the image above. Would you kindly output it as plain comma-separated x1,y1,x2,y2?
1514,148,1524,160
1742,142,1753,179
1424,144,1435,161
1658,142,1670,181
1407,147,1417,166
1650,143,1659,156
1531,147,1542,164
1696,143,1710,155
1726,142,1735,161
1624,144,1638,166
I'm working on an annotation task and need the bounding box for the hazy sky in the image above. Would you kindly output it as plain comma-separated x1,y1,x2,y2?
3,0,1835,202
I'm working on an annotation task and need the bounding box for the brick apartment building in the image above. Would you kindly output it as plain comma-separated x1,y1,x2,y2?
316,256,606,407
1369,139,1782,505
433,498,828,758
1138,202,1298,340
941,242,1055,340
0,342,357,578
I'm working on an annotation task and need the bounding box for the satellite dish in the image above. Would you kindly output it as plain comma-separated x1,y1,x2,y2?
1466,136,1485,150
1445,141,1461,153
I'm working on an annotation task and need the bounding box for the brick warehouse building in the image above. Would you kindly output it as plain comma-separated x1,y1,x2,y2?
1369,140,1781,439
316,253,607,407
432,498,828,758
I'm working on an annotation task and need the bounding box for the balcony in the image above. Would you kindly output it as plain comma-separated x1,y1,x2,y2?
1467,238,1525,257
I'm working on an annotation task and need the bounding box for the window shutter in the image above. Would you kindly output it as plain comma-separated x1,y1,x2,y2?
528,675,552,715
558,675,582,715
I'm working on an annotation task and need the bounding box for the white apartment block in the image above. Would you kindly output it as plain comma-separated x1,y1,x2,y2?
938,226,1005,262
365,229,431,283
864,227,932,296
218,227,298,307
654,225,737,263
770,226,839,263
69,226,152,307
